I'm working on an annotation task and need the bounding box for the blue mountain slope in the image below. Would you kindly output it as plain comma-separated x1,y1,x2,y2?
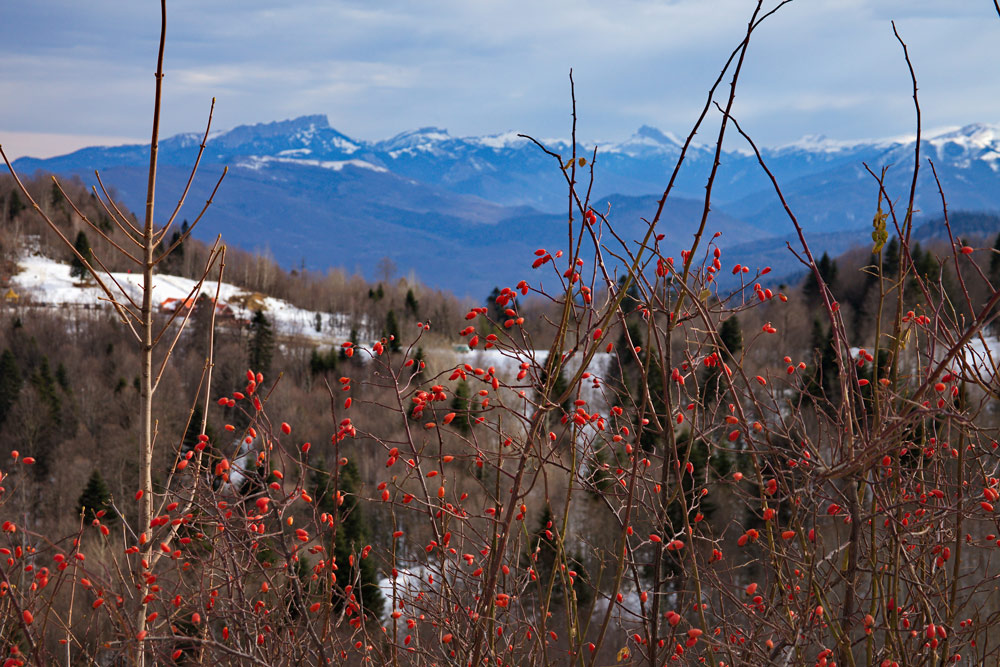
11,115,1000,297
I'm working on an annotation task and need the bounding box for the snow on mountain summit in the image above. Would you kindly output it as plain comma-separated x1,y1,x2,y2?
376,127,455,156
931,123,1000,147
206,115,361,158
604,125,684,156
469,131,529,150
927,123,1000,165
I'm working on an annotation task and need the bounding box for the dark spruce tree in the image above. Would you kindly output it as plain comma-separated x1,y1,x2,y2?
384,310,401,352
340,328,359,362
248,309,274,378
55,362,70,392
539,366,571,415
404,288,419,318
646,429,730,585
990,234,1000,333
486,286,504,324
450,379,474,433
50,181,64,207
0,348,21,427
702,315,742,404
309,347,338,376
639,350,666,453
990,234,1000,285
883,236,900,278
31,356,62,427
181,401,215,453
7,189,25,219
410,347,424,376
70,231,93,280
311,460,384,617
718,316,743,361
802,252,838,304
521,504,594,608
807,319,840,401
525,504,559,600
78,469,117,523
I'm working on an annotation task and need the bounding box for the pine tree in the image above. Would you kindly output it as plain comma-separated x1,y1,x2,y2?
538,366,571,415
181,401,214,453
487,286,504,324
989,234,1000,286
586,446,615,494
525,504,559,599
913,243,939,279
188,293,216,353
0,349,21,427
7,189,25,219
309,347,337,376
384,310,401,352
802,252,838,303
617,274,642,310
340,328,359,361
405,289,419,318
162,220,188,273
718,316,743,362
312,460,384,617
179,219,189,252
883,237,900,278
70,231,93,280
607,320,644,410
50,181,64,207
807,320,839,399
248,309,274,378
703,316,742,403
31,356,61,426
521,505,592,606
78,469,117,522
640,351,666,453
647,430,727,583
55,362,70,392
989,235,1000,334
450,379,474,433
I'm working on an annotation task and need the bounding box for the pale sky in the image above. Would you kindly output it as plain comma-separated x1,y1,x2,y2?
1,0,998,160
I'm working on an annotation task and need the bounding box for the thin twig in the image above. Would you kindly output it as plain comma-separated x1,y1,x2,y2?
94,172,144,241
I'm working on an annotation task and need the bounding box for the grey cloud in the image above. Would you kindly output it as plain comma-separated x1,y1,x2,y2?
1,0,997,156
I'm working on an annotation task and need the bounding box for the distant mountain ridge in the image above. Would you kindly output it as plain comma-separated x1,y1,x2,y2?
11,115,1000,296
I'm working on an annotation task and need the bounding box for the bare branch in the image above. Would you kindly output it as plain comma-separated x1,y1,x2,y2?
151,240,224,391
50,176,142,264
153,166,228,266
156,97,217,244
94,172,144,241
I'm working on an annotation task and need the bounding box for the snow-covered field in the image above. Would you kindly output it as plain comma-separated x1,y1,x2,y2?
9,256,619,387
10,254,355,343
456,347,613,405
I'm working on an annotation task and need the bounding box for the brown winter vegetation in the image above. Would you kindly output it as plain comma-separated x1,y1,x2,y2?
3,2,1000,666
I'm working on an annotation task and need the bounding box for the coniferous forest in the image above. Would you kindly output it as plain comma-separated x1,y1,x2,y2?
4,3,1000,666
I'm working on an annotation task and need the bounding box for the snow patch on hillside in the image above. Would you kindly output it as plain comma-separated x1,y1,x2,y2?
10,254,358,343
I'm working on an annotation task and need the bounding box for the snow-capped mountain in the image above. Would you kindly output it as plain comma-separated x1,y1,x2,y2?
10,116,1000,296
